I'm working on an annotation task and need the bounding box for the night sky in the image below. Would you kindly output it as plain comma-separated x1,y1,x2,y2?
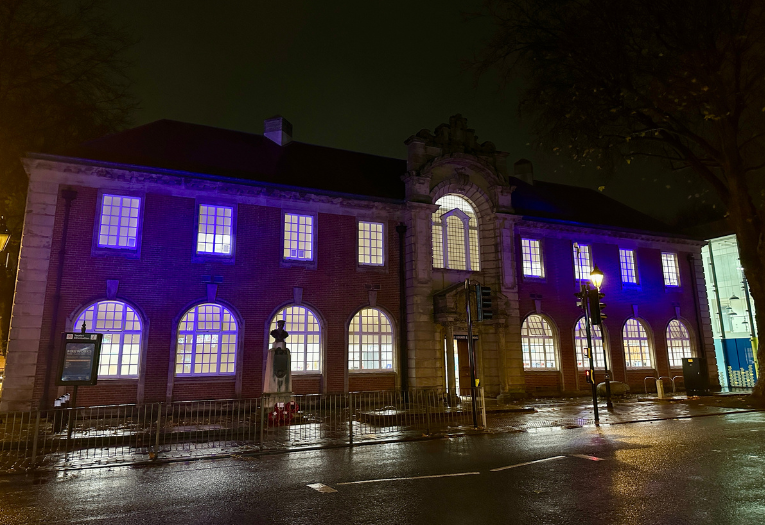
102,0,720,226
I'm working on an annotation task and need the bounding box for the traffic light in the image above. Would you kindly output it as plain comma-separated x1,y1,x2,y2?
574,291,586,311
589,289,606,325
585,369,595,384
475,285,493,321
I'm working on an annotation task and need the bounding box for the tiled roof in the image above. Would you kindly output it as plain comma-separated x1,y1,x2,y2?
57,120,407,200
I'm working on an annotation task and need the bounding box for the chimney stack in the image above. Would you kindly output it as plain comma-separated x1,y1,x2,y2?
264,116,293,146
514,159,534,185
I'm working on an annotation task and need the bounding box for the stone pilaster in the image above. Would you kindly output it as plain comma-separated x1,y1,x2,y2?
690,250,719,387
0,177,60,412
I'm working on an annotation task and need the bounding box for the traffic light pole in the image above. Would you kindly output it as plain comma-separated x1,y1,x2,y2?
582,281,599,424
465,279,478,429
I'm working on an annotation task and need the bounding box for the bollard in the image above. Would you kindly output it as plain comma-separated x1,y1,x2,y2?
656,378,665,399
155,403,162,450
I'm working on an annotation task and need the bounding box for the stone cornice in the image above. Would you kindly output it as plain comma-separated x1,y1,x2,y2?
23,155,406,217
514,217,706,247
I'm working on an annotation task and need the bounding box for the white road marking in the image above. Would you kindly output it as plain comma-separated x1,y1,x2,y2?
490,455,566,472
336,471,480,486
571,454,604,461
307,483,338,493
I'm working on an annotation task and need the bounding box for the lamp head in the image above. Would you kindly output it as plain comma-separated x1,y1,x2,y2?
590,265,604,290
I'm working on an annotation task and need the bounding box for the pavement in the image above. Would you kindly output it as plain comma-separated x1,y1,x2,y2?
2,409,763,524
481,391,761,431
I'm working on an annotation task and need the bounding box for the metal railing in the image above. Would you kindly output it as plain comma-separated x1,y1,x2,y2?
0,388,485,473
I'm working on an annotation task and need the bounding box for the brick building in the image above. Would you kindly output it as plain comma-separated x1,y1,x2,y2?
0,115,718,411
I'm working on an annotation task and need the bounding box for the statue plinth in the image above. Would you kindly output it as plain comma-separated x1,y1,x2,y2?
263,320,293,405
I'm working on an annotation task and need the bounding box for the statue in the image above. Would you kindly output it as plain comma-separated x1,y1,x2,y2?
263,319,293,403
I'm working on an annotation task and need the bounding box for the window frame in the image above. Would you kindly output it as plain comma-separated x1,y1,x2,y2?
281,210,318,269
191,199,237,264
348,307,396,372
574,317,608,369
619,248,640,287
623,318,654,369
73,300,143,380
356,219,387,270
269,305,323,374
572,243,593,281
661,252,681,288
666,319,694,368
521,238,545,279
432,194,480,272
521,314,559,370
175,303,239,377
91,190,145,259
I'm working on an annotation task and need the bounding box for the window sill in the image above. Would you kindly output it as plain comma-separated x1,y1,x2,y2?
174,375,236,382
523,368,559,372
192,253,235,265
91,247,141,259
281,258,317,270
621,283,642,291
94,377,139,382
356,264,388,274
349,369,396,374
522,275,546,283
291,371,322,376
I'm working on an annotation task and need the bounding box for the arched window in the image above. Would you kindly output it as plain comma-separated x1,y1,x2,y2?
521,315,557,369
623,318,652,368
432,194,480,271
667,320,693,367
75,300,142,378
574,317,606,368
349,308,393,370
176,303,237,376
270,306,321,372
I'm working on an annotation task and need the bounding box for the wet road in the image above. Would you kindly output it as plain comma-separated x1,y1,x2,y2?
1,412,763,525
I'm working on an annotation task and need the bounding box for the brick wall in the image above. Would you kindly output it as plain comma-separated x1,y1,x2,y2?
33,186,402,407
518,234,707,394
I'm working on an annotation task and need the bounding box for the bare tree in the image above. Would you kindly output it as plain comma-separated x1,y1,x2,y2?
476,0,765,396
0,0,136,352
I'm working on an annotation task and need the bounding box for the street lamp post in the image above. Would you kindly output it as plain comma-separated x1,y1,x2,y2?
589,265,613,409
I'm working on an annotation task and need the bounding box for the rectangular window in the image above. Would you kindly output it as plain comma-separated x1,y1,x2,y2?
358,221,384,265
619,249,639,284
284,213,314,260
662,252,680,286
197,205,233,254
521,238,544,277
573,244,592,280
98,195,140,249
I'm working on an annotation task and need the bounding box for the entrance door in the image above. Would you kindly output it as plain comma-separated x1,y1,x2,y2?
456,339,472,396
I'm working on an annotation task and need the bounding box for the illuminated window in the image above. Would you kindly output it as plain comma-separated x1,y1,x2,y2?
75,301,142,378
619,249,638,284
623,318,652,368
98,195,140,249
349,308,393,370
176,304,237,376
574,317,606,368
521,315,557,369
662,252,680,286
197,205,233,255
270,306,321,372
284,213,314,260
573,244,592,280
358,221,384,265
667,320,693,367
432,194,480,271
521,238,544,277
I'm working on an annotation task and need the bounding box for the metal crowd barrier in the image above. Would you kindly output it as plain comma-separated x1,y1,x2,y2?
0,388,485,472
